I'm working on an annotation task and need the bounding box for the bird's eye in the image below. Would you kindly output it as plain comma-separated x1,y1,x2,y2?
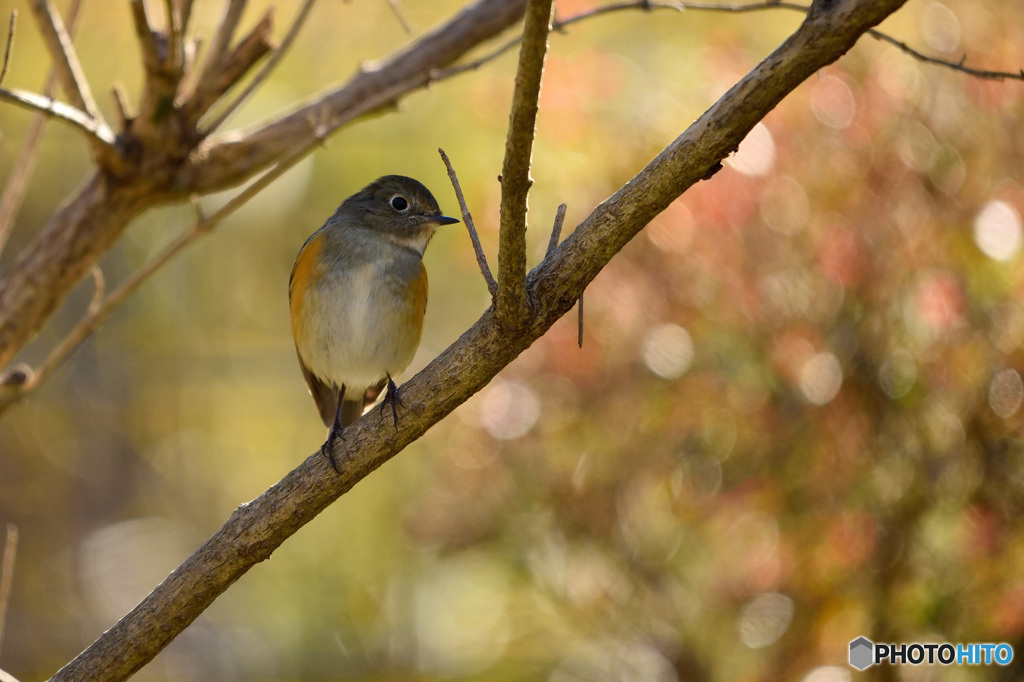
390,195,409,212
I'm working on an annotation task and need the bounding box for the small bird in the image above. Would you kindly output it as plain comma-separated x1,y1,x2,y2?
289,175,459,469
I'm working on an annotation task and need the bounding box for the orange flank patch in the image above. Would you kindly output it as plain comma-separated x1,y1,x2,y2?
410,263,428,314
289,231,324,340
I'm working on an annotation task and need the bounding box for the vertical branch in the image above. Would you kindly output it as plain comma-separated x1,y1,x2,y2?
496,0,553,327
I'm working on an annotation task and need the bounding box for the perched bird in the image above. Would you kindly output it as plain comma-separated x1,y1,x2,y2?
289,175,459,469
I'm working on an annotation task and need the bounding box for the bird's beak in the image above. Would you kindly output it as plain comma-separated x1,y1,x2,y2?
431,214,460,226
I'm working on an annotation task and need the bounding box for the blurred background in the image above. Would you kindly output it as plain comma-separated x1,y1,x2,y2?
1,0,1024,680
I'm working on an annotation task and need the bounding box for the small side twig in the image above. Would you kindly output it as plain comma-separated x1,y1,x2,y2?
128,0,161,70
110,82,132,130
191,0,247,98
187,7,275,126
384,0,412,34
577,292,584,348
163,0,180,71
439,148,498,300
545,202,567,259
497,0,553,327
203,0,317,133
0,524,18,656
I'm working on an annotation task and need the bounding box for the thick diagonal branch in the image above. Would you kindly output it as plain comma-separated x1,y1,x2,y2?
49,1,908,679
496,0,552,327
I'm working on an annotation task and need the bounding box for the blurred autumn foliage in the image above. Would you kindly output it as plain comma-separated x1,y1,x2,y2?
2,1,1024,680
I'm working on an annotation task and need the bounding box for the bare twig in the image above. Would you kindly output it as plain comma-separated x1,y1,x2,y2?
0,11,14,88
545,202,566,259
868,29,1024,81
439,148,498,300
497,0,553,327
110,83,131,129
181,0,197,34
203,0,317,133
187,7,274,125
87,266,104,316
163,0,180,70
433,0,751,80
577,292,584,348
28,0,102,121
128,0,161,70
0,88,116,145
438,0,1024,84
384,0,412,34
0,524,18,656
192,0,247,98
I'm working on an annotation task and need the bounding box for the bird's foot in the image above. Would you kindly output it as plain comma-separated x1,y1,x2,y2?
320,420,345,474
379,373,403,430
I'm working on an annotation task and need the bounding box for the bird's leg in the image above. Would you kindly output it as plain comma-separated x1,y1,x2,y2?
321,385,346,473
379,373,403,430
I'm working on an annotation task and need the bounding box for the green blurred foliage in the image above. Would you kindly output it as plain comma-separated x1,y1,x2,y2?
1,0,1024,680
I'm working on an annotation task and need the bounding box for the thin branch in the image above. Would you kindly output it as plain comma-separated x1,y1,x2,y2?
577,292,584,348
545,202,566,259
384,0,412,34
203,0,317,133
86,266,104,316
868,28,1024,81
0,524,18,656
439,148,498,300
497,0,553,327
27,0,102,121
0,0,85,256
433,0,794,80
437,0,1024,84
110,83,131,129
181,0,197,35
192,0,247,99
128,0,161,70
0,11,14,88
0,87,116,145
163,0,180,70
186,7,274,125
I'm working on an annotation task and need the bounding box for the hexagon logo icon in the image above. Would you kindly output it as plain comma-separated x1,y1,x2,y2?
849,636,874,670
